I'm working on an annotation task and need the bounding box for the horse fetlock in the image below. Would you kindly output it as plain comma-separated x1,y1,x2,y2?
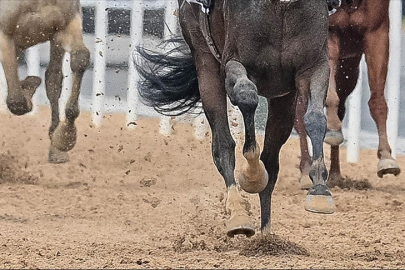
65,105,80,122
71,48,90,72
51,121,77,152
324,128,344,146
309,160,328,185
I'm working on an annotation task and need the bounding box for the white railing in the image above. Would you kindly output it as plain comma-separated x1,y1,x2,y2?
0,0,402,160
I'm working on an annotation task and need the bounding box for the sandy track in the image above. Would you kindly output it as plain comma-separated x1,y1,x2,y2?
0,107,404,268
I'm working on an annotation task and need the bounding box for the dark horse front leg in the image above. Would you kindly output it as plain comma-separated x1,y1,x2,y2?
259,91,297,233
298,60,335,214
195,55,255,237
225,60,269,194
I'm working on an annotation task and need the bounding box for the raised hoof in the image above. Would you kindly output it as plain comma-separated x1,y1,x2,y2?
227,214,255,238
298,174,312,190
377,159,401,178
304,184,335,214
6,97,32,116
238,169,268,194
49,145,70,164
324,129,344,146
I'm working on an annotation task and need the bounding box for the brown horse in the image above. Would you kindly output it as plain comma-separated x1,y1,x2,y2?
295,0,401,187
136,0,340,237
0,0,90,163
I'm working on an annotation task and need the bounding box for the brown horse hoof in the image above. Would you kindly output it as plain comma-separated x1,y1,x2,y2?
51,122,77,152
49,145,69,164
304,184,335,214
227,214,255,238
298,174,312,190
324,129,344,146
377,159,401,178
238,170,268,194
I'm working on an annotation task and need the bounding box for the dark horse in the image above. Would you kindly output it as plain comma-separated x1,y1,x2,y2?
136,0,337,237
0,0,90,163
295,0,401,188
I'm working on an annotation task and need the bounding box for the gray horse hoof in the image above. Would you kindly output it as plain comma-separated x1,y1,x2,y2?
377,159,401,178
49,145,69,164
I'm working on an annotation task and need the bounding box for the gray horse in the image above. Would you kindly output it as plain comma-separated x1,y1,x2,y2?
0,0,89,163
136,0,339,237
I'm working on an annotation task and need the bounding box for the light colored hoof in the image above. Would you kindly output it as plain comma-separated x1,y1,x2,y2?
377,159,401,178
51,122,77,152
324,129,344,146
304,184,335,214
238,169,268,194
227,214,255,238
298,174,312,190
49,145,69,164
304,195,335,214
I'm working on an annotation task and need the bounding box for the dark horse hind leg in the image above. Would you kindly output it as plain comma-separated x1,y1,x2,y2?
225,60,268,194
299,60,335,214
259,91,297,233
196,56,255,238
48,14,90,163
0,34,41,116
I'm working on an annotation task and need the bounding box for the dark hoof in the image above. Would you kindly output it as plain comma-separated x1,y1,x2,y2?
377,159,401,178
304,184,335,214
6,97,32,115
324,129,344,146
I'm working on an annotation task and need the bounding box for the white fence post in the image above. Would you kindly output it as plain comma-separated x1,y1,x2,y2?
347,57,365,163
92,0,108,127
159,0,179,136
126,0,144,129
26,46,41,115
387,0,402,159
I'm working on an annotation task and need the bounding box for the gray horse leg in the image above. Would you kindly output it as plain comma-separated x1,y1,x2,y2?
298,60,335,214
225,60,268,194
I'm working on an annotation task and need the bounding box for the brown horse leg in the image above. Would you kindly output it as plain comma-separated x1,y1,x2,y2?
328,55,361,184
364,24,401,178
294,91,312,189
225,60,268,194
196,56,254,238
324,34,344,146
50,14,90,156
45,40,68,163
259,91,297,233
0,32,40,115
299,60,335,214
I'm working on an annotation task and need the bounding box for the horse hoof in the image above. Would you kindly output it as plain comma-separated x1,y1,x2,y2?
377,159,401,178
298,174,312,190
51,122,77,152
6,97,32,116
238,169,268,194
324,129,344,146
49,145,69,164
304,184,335,214
227,214,255,238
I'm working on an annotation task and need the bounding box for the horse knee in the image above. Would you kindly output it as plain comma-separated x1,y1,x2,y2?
70,48,90,73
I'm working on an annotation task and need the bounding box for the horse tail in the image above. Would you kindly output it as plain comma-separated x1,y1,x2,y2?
135,37,201,116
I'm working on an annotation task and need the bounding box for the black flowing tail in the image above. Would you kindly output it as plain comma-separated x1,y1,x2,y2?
135,37,201,116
